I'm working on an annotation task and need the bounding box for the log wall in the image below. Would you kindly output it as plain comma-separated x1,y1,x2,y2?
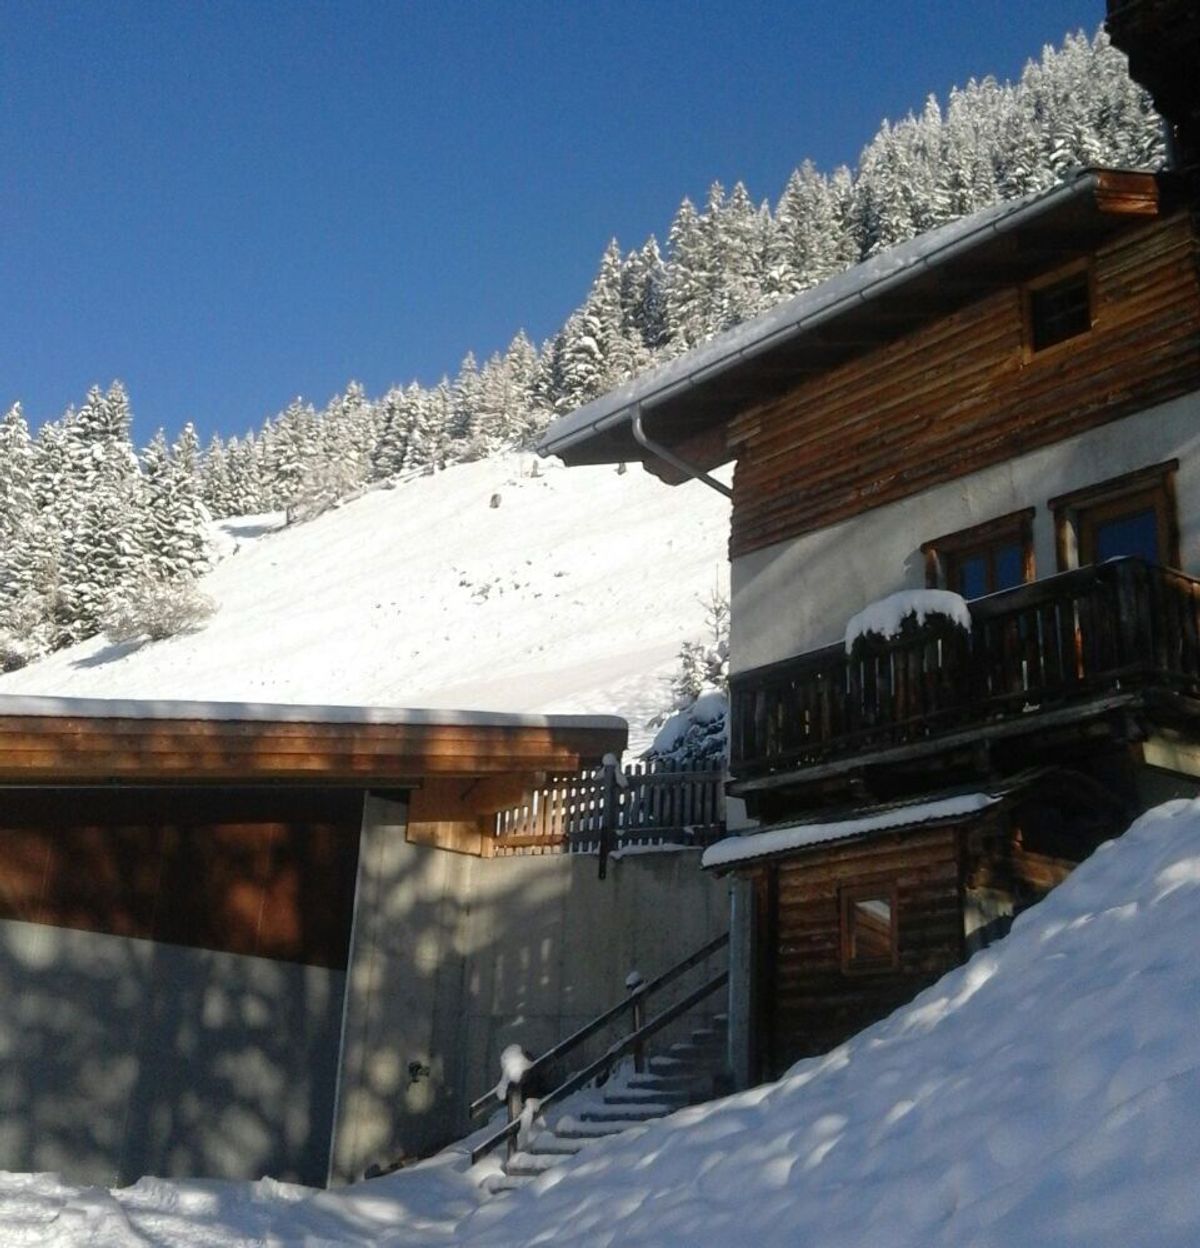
729,211,1200,559
759,825,965,1078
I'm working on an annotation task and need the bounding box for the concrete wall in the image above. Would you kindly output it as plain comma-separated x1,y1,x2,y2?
0,919,345,1187
730,392,1200,674
330,795,729,1181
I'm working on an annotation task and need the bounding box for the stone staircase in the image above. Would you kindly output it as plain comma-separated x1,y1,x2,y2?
482,1014,728,1196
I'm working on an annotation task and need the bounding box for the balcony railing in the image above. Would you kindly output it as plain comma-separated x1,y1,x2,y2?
730,558,1200,783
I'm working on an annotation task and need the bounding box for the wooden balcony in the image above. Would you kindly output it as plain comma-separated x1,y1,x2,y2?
730,559,1200,792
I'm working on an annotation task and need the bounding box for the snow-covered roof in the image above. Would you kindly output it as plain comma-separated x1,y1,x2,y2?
537,169,1157,467
702,791,1000,870
0,693,627,732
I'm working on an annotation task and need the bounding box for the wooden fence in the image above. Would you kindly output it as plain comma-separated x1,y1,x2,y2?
491,759,726,868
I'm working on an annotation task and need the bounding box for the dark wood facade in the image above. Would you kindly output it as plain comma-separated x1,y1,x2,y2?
0,705,628,951
0,787,362,968
748,776,1120,1079
728,204,1200,559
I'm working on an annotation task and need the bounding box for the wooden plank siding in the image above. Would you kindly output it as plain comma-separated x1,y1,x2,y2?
728,211,1200,560
0,715,625,785
759,825,966,1078
0,788,361,968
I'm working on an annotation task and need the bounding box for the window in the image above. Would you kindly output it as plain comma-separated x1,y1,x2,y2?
922,509,1035,598
1026,264,1092,353
841,884,898,973
1050,461,1180,571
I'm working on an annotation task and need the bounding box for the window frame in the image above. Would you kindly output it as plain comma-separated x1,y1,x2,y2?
1049,461,1180,572
840,883,899,975
921,508,1036,597
1023,259,1095,359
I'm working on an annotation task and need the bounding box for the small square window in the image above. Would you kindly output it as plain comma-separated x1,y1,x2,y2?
841,885,898,973
922,509,1035,598
1029,270,1091,352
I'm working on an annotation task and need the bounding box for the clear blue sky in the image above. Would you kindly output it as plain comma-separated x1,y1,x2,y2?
2,1,1105,447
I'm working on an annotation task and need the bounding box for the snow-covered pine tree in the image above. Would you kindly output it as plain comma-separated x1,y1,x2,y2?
710,180,765,328
200,434,233,517
0,404,58,667
664,197,710,350
139,428,211,582
54,383,145,643
774,161,849,295
620,237,669,355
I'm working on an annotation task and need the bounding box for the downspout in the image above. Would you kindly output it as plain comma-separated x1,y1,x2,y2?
631,404,733,499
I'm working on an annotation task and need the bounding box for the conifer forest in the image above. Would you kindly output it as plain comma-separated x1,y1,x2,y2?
0,31,1165,666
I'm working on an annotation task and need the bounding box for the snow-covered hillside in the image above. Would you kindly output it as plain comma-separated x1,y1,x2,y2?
0,454,730,751
3,797,1199,1245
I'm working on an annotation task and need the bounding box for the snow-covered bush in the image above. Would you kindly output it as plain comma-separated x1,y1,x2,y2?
844,589,971,654
646,592,729,766
102,574,217,643
648,688,728,766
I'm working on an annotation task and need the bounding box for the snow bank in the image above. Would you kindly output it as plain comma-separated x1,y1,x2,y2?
844,588,971,653
456,798,1200,1247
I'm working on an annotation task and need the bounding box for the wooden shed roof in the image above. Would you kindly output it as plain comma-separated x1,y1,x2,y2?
0,696,628,786
538,168,1165,476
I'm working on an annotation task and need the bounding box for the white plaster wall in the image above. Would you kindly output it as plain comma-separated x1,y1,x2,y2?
730,392,1200,674
0,919,345,1186
331,795,729,1182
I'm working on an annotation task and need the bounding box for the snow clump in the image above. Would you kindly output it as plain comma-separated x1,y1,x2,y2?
844,588,971,653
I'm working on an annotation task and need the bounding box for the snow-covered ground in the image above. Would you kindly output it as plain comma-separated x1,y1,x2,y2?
0,454,731,753
4,797,1200,1245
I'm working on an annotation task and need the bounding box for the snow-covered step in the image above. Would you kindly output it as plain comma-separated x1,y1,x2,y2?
579,1103,676,1123
602,1089,689,1107
553,1117,650,1139
647,1054,688,1074
665,1041,722,1063
523,1135,585,1157
627,1071,697,1091
481,1172,534,1195
504,1150,569,1177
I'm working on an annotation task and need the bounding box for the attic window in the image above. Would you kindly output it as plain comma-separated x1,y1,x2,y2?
1027,266,1092,352
841,885,898,973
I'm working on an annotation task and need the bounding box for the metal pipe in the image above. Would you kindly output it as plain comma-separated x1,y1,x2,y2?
631,406,732,499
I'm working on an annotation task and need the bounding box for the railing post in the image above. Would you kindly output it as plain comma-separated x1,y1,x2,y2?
499,1044,531,1161
626,970,645,1073
505,1082,523,1160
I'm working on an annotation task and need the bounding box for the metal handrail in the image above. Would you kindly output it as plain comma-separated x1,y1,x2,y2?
468,930,729,1119
469,967,729,1166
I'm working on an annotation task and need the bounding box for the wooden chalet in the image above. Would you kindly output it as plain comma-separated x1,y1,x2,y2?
540,140,1200,1076
0,695,625,1185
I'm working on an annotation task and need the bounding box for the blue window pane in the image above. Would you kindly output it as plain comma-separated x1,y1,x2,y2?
956,554,989,599
1094,508,1159,562
993,542,1024,590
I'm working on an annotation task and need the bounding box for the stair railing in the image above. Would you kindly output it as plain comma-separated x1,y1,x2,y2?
468,930,729,1165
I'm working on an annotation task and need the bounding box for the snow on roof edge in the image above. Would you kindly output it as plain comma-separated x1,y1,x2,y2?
701,792,1001,870
538,169,1109,458
0,694,628,733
